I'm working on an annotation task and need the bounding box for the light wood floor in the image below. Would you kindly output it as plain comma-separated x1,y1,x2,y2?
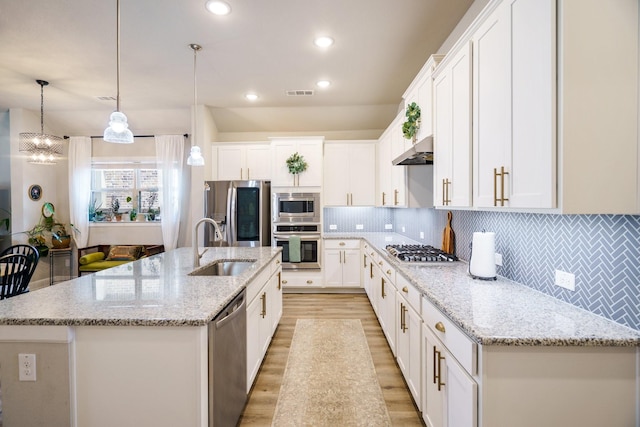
238,293,424,426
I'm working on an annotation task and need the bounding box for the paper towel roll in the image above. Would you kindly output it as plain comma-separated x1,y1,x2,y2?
469,231,497,279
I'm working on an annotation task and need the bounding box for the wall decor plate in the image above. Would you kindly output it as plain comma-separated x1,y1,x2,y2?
28,184,42,201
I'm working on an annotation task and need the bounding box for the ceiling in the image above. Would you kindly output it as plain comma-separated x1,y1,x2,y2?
0,0,474,135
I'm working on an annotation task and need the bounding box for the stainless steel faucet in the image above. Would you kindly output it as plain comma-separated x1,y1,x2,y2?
193,217,223,267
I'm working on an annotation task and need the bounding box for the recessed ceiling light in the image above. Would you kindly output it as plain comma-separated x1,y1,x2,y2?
316,80,331,88
205,0,231,15
314,36,334,48
245,93,258,101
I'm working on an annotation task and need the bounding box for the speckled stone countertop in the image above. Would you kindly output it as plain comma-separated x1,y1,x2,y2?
0,247,281,327
324,232,640,347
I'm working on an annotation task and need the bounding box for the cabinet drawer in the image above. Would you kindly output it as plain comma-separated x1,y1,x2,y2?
324,239,361,250
280,271,322,288
247,266,271,305
396,274,421,314
376,255,395,284
422,297,476,375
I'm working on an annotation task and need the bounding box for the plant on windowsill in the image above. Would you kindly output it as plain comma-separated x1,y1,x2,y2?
111,197,121,221
402,102,421,143
126,196,137,221
286,152,308,175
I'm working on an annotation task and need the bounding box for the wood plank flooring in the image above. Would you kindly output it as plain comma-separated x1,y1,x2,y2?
239,293,424,426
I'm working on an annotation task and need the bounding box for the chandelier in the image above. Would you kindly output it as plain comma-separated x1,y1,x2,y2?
19,80,64,165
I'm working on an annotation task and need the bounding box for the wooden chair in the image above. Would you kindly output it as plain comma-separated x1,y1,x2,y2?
0,244,40,288
0,253,31,299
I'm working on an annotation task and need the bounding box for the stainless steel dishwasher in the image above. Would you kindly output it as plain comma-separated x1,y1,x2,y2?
208,289,247,426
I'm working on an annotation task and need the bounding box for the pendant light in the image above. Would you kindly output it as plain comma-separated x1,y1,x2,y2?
103,0,133,144
187,43,204,166
19,80,64,165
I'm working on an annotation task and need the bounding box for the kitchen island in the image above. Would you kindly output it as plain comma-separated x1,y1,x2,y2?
0,246,282,427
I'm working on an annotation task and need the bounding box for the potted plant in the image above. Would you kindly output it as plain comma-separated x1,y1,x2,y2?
402,102,421,143
111,197,121,221
24,224,49,257
126,196,137,221
88,199,102,222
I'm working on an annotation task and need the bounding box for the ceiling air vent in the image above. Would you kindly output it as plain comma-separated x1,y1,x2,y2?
96,96,117,101
286,90,314,96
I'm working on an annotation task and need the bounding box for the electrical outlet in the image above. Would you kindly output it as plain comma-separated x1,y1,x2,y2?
495,253,502,266
355,224,364,230
329,224,337,230
420,231,424,239
385,224,393,230
555,270,575,291
19,353,36,381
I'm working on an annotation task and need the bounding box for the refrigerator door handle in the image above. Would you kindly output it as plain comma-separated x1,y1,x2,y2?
227,183,237,245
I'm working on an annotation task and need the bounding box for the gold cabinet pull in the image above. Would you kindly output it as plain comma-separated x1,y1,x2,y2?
435,321,446,333
433,345,438,385
400,303,408,333
282,279,288,284
260,292,266,318
378,261,383,266
402,286,408,293
494,166,510,206
369,263,373,279
386,269,392,275
278,272,282,290
247,168,250,180
347,193,350,205
382,192,386,205
306,280,313,284
442,178,446,206
339,241,345,246
276,259,280,264
381,278,386,298
394,189,399,205
363,254,367,268
437,350,446,391
240,168,243,180
445,178,451,205
370,252,374,256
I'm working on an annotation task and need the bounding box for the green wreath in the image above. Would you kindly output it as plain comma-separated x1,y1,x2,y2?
402,102,421,141
286,152,308,175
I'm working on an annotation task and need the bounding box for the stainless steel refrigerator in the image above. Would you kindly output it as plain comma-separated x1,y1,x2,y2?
203,180,271,247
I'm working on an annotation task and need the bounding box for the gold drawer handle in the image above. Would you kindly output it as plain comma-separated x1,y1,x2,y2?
435,322,446,333
306,280,313,284
282,280,288,284
339,242,345,246
386,269,392,275
402,286,408,293
378,261,383,266
276,259,280,264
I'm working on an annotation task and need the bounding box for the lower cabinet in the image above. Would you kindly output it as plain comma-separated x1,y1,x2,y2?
396,292,422,409
246,257,282,392
422,325,478,427
323,239,362,287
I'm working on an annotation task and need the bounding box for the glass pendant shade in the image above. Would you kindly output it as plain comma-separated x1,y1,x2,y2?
103,111,134,143
104,0,133,144
187,146,204,166
18,79,64,165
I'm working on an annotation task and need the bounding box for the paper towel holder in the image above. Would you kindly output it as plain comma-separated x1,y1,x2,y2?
468,231,498,281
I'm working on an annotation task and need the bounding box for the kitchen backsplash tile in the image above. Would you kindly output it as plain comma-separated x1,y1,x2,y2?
325,207,640,332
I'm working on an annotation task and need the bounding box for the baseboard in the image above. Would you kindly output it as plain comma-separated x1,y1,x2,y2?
283,287,365,294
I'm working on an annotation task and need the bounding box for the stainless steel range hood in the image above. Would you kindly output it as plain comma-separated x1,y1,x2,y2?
392,135,434,166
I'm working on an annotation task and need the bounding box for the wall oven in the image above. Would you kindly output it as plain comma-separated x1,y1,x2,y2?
272,223,321,270
272,192,320,224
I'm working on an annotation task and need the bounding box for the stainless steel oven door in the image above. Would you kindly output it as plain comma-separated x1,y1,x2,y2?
272,233,321,270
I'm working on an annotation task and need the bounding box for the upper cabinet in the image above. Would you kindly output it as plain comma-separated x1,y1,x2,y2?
403,55,445,143
438,0,638,214
472,0,555,209
324,141,376,206
214,143,272,181
270,137,324,188
433,42,472,208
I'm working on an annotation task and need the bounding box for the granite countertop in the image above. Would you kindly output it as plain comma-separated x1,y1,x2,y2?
0,246,281,327
324,232,640,347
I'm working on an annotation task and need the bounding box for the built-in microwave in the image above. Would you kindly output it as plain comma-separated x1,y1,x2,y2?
272,192,320,224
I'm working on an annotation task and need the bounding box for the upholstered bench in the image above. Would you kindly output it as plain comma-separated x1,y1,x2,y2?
77,244,165,277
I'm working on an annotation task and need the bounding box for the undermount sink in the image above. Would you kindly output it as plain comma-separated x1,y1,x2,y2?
189,259,256,277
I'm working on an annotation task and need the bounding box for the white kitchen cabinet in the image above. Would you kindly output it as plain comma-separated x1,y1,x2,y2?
362,243,375,304
324,142,376,206
472,0,555,209
270,137,323,187
423,325,478,427
396,291,422,409
246,257,282,392
215,143,271,181
373,256,397,356
279,270,323,289
433,41,472,208
323,239,362,287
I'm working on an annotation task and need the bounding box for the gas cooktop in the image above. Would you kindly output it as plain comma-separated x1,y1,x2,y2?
385,244,458,263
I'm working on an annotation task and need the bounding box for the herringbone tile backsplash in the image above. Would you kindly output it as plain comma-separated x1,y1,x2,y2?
326,207,640,332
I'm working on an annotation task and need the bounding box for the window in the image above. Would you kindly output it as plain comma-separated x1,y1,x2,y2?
90,162,162,222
